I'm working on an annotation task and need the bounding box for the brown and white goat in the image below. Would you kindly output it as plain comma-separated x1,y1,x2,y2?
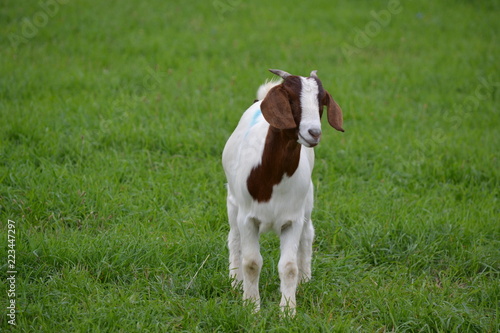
222,69,344,314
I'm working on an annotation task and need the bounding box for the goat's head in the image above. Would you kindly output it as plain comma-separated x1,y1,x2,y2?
261,69,344,147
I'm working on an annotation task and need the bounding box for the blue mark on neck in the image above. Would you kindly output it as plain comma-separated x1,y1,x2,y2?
250,109,262,127
245,109,262,138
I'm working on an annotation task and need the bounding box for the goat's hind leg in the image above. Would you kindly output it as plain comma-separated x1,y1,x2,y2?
298,187,315,283
298,217,314,282
239,217,262,311
227,195,242,287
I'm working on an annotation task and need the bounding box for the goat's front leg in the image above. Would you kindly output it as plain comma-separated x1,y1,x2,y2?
278,220,304,316
239,217,262,311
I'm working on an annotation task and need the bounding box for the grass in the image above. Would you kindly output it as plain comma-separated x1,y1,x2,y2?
1,0,499,331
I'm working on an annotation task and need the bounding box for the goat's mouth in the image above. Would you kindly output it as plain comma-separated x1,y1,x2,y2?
298,133,320,147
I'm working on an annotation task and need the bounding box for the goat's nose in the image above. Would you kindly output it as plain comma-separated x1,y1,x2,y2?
308,128,322,139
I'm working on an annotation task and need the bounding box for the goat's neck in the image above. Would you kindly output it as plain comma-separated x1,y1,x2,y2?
246,127,301,203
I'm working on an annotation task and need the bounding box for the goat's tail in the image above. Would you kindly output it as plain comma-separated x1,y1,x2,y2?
256,79,282,101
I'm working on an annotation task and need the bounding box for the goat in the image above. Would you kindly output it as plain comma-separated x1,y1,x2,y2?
222,69,344,314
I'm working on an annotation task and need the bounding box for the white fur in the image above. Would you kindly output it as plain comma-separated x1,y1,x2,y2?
298,77,322,147
222,79,318,315
256,79,282,101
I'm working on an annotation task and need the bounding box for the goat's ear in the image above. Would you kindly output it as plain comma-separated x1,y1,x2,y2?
323,91,344,132
261,86,296,129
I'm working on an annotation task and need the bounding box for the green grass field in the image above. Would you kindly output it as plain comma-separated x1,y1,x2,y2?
1,0,499,331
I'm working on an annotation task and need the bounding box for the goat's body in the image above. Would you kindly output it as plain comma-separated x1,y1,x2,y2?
222,83,315,313
222,70,343,315
223,100,315,232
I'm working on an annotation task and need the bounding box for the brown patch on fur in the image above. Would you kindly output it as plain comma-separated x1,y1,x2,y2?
246,127,301,202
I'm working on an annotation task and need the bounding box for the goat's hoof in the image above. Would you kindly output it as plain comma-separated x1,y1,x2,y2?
230,279,243,289
243,299,260,313
280,306,296,318
300,275,312,283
